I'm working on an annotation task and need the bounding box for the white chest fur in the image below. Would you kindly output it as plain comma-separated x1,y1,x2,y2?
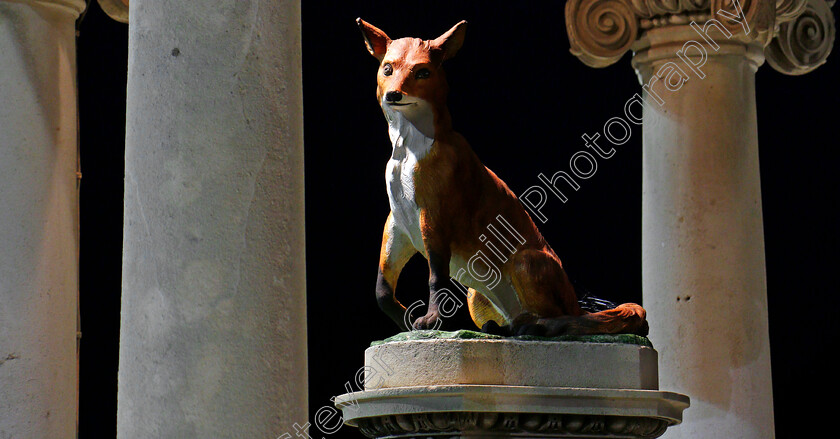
383,105,434,252
382,102,523,322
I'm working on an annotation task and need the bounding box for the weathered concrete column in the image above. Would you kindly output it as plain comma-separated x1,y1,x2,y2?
0,1,86,437
634,24,773,439
116,1,306,438
565,0,834,437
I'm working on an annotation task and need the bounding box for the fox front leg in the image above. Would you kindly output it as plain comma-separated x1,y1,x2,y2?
376,213,418,331
412,248,451,330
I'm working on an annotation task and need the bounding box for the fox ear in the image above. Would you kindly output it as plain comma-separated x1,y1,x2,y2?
356,18,391,60
432,20,467,61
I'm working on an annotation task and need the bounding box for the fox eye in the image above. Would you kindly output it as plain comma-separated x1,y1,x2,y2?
415,68,431,79
382,63,393,76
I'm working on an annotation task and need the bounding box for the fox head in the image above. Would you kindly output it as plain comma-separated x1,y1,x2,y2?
357,18,467,137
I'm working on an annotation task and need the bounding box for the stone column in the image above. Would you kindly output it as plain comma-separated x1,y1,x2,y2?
0,1,86,437
116,1,306,438
565,0,834,438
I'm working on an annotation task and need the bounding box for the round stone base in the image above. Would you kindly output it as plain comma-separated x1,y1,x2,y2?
336,385,687,438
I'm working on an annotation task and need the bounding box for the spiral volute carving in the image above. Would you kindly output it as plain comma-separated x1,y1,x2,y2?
566,0,834,72
776,0,810,23
766,0,836,74
566,0,640,67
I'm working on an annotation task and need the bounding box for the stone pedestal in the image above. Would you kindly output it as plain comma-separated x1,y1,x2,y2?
335,331,688,438
0,1,87,437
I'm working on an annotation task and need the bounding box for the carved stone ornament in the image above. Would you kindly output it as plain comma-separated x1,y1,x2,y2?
356,412,670,438
336,384,689,439
97,0,129,23
335,334,689,439
565,0,642,69
565,0,835,74
765,0,836,74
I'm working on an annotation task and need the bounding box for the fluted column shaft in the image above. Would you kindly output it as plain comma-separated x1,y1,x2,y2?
0,1,86,437
117,1,307,437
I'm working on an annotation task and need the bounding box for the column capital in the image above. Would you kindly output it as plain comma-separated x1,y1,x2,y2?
765,0,835,74
5,0,88,16
565,0,835,75
97,0,128,23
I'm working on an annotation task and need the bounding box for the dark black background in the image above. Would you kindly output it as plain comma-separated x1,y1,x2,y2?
76,1,837,437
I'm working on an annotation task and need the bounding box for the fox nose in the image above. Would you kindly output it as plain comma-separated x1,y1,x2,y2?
385,91,403,103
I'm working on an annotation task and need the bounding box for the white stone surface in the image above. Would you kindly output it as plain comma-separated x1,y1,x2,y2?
338,338,688,438
116,1,306,438
365,339,659,390
0,1,86,438
337,385,689,426
633,26,775,439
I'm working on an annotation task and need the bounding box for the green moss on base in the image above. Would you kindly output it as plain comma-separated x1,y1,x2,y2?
371,329,652,347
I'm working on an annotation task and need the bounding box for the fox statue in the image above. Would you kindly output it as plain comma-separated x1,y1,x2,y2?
358,18,648,337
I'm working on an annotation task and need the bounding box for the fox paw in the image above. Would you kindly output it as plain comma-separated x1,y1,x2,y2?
412,311,441,330
480,320,512,336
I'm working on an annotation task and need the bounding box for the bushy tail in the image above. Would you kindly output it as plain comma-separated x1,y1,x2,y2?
505,303,649,337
